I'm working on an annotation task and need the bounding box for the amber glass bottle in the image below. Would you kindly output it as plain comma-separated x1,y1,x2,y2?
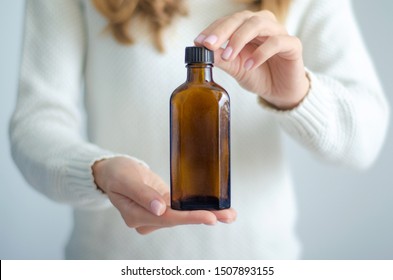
170,46,230,210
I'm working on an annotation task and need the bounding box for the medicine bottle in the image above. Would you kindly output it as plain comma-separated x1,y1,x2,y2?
170,46,230,210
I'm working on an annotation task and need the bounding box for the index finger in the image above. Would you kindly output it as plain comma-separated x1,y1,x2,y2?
194,10,282,51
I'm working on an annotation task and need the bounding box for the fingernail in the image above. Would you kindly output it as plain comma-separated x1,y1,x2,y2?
220,218,235,224
204,35,218,45
244,59,254,71
194,34,206,44
150,200,165,216
221,46,233,60
205,220,217,226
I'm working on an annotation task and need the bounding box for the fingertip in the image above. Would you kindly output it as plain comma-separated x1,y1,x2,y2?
203,34,218,46
244,58,254,71
213,208,238,224
194,34,206,46
221,46,233,61
193,210,217,226
204,215,218,226
229,208,238,220
136,226,160,235
218,216,236,224
197,35,221,51
150,199,166,216
135,228,150,235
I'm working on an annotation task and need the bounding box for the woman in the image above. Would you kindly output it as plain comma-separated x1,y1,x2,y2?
10,0,389,259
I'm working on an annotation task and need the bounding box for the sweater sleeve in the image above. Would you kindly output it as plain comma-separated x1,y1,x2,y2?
270,0,389,169
9,0,141,209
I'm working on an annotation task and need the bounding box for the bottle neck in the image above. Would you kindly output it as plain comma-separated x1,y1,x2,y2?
186,63,213,83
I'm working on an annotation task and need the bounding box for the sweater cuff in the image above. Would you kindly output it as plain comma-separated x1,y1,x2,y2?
62,144,149,210
261,70,334,146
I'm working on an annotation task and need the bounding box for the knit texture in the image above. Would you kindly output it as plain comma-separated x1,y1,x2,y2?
10,0,389,259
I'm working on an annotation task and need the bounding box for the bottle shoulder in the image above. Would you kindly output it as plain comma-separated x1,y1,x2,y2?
171,81,229,98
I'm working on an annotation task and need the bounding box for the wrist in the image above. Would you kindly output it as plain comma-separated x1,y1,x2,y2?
92,159,108,193
260,71,311,110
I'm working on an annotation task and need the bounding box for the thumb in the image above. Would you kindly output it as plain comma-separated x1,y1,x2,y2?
121,177,167,217
213,48,241,77
213,44,257,80
214,48,249,82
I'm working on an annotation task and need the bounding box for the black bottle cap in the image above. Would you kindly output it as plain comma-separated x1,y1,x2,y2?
185,46,214,64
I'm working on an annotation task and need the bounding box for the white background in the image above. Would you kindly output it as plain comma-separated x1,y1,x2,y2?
0,0,392,259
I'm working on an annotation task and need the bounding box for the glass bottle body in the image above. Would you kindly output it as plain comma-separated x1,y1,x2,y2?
170,63,230,210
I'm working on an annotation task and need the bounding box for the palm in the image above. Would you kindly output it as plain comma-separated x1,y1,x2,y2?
94,157,237,235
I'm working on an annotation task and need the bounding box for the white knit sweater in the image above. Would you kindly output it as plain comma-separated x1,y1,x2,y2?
10,0,389,259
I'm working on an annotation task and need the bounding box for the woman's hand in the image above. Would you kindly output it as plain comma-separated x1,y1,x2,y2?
92,157,237,235
195,10,310,110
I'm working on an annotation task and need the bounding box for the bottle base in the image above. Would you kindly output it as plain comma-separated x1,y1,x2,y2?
171,196,230,210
